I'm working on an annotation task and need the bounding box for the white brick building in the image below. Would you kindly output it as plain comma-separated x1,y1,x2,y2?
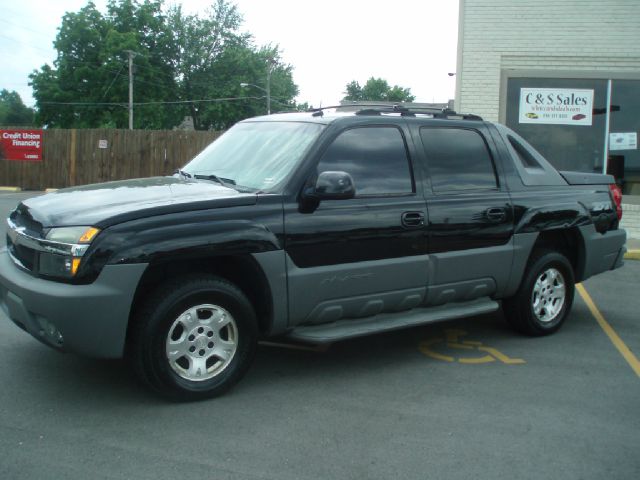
455,0,640,193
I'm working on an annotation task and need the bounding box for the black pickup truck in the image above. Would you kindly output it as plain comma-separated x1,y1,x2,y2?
0,106,626,400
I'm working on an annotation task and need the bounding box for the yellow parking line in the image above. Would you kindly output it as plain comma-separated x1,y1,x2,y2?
576,283,640,377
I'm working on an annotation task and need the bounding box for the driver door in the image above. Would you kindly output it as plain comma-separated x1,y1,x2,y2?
283,124,429,326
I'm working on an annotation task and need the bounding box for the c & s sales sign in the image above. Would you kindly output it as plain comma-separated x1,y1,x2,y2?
0,130,43,161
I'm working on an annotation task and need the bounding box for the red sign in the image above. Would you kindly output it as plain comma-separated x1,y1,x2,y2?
0,129,43,161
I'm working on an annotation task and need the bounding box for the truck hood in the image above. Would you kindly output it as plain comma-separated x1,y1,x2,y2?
17,176,257,228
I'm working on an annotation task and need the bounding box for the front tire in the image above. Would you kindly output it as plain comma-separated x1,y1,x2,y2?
129,275,258,401
504,250,575,336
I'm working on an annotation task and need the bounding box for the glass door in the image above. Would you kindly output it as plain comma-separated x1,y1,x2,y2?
609,80,640,194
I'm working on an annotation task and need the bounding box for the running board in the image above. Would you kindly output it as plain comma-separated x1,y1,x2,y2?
286,298,499,344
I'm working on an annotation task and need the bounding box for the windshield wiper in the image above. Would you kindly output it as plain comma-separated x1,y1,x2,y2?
174,169,192,179
194,174,236,187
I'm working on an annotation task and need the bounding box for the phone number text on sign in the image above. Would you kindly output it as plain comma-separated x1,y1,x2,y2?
0,130,43,161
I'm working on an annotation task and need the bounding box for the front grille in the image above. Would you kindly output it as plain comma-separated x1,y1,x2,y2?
6,208,45,274
6,208,87,280
7,235,37,272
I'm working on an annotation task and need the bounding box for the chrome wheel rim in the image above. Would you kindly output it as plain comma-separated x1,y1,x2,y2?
165,304,238,382
531,267,566,324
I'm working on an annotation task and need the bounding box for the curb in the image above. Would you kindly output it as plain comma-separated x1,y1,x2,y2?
0,186,22,192
624,250,640,261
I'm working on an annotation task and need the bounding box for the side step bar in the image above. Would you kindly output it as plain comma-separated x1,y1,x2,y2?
286,297,499,344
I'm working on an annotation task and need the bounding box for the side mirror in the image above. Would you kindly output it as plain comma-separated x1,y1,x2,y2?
314,171,356,200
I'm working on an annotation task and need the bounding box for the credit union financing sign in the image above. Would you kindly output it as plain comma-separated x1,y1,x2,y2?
0,130,43,161
519,88,594,126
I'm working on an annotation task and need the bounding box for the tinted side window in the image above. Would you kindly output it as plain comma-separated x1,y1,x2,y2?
420,128,498,193
317,126,414,196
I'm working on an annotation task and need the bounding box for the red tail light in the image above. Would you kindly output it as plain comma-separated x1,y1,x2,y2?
608,183,623,221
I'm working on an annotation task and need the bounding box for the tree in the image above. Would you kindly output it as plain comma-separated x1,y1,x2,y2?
342,77,415,103
168,3,297,129
0,90,35,126
30,0,299,130
30,1,177,129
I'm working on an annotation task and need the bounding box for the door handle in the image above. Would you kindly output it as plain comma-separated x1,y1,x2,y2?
401,211,425,228
485,207,506,222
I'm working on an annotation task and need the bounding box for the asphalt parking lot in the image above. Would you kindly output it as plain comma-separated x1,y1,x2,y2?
0,192,638,480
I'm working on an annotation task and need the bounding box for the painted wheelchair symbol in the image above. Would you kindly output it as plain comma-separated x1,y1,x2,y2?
419,329,525,364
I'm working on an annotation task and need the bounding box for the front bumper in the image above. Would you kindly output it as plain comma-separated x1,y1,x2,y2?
0,248,147,358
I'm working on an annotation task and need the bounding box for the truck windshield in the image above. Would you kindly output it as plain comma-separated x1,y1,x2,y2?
182,121,324,191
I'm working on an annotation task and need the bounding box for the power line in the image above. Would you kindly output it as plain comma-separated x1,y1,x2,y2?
40,101,127,106
0,34,170,89
102,64,126,98
131,62,237,89
137,96,264,105
0,18,57,39
1,33,289,96
40,96,265,107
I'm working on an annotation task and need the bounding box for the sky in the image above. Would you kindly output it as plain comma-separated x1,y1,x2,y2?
0,0,459,109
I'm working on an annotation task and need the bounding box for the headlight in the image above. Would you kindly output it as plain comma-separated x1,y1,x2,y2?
41,226,101,277
46,226,100,244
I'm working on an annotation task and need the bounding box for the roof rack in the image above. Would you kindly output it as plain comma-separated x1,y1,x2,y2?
307,104,482,121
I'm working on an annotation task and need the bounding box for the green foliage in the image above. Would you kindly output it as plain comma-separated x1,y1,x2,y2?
294,101,311,112
342,77,415,103
0,90,35,126
30,0,299,130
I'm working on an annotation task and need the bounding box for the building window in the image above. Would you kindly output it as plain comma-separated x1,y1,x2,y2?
505,77,640,193
609,80,640,186
505,78,608,174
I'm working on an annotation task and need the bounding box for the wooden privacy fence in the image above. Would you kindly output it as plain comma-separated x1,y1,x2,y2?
0,129,222,190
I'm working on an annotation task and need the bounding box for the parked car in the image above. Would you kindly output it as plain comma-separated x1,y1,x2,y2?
0,106,626,400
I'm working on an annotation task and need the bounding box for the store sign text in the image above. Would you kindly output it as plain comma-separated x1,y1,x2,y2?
519,88,594,126
0,130,43,161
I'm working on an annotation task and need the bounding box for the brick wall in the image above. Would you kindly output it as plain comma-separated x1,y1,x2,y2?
456,0,640,120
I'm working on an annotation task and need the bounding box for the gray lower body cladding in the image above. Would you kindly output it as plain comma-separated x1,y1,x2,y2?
0,250,147,358
579,225,626,281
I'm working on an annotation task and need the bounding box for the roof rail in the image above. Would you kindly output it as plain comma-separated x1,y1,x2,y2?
308,104,391,116
307,104,482,121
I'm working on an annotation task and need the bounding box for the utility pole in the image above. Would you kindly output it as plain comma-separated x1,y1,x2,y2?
125,50,136,130
266,68,271,115
266,57,276,115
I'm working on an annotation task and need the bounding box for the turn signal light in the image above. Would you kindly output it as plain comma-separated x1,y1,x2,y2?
79,227,100,243
71,258,82,276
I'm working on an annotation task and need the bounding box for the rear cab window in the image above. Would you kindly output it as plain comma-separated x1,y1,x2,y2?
419,127,499,193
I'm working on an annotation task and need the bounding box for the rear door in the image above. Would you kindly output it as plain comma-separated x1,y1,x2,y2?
417,124,514,304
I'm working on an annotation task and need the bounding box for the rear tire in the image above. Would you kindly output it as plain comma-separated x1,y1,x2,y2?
504,250,575,336
129,275,258,401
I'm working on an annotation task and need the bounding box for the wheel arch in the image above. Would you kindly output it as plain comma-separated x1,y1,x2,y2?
530,228,585,281
505,227,585,298
128,254,275,341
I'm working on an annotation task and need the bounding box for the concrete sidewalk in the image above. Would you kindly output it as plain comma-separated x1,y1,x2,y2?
621,199,640,239
621,196,640,258
625,236,640,260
